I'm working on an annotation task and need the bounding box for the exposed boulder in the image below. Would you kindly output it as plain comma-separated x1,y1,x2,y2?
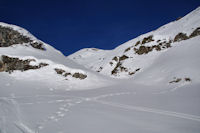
141,35,154,44
174,33,188,42
119,55,129,61
72,73,87,79
185,77,191,82
189,27,200,38
55,68,66,75
135,46,153,55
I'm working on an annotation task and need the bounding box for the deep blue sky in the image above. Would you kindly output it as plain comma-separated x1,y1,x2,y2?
1,0,200,55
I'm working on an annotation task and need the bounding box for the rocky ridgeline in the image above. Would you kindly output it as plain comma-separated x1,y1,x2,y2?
124,27,200,55
0,25,45,50
107,27,200,76
0,55,48,73
55,68,87,80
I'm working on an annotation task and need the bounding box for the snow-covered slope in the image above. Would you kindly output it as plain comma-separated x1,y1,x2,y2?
68,7,200,80
0,22,113,90
1,7,200,133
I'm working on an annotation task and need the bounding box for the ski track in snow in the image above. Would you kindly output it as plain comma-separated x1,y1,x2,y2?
94,100,200,122
14,122,35,133
1,89,200,132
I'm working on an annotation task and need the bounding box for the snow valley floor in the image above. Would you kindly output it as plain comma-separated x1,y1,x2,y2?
1,79,200,133
1,7,200,133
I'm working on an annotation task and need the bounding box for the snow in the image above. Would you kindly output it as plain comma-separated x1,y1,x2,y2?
68,6,200,78
0,6,200,133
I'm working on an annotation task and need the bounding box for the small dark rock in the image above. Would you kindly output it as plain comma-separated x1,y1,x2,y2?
55,68,66,75
135,41,140,46
124,47,131,52
112,56,118,62
169,78,182,83
119,55,129,61
185,77,191,82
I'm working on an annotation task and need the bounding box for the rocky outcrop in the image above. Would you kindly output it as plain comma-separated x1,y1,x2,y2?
189,27,200,38
169,77,191,83
132,28,200,55
111,55,129,75
174,28,200,42
72,73,87,79
0,55,48,73
141,35,154,44
55,68,87,80
174,33,188,42
0,25,45,50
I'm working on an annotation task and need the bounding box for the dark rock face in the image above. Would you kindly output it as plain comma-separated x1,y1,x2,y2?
119,55,129,61
135,41,140,46
174,33,188,42
185,77,191,82
190,27,200,38
0,60,4,72
0,25,45,50
141,35,154,44
0,55,48,73
134,40,171,55
124,47,131,52
111,55,129,75
135,46,152,55
112,62,124,75
54,68,87,80
55,68,66,75
72,73,87,79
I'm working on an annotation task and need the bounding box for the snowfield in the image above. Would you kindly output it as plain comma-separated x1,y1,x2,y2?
0,7,200,133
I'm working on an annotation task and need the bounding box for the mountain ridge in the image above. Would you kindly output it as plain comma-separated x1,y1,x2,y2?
68,6,200,80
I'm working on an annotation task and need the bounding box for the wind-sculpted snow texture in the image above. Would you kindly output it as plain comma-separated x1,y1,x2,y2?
0,7,200,133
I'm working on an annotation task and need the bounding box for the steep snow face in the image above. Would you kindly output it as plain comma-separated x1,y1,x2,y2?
68,7,200,79
0,22,113,90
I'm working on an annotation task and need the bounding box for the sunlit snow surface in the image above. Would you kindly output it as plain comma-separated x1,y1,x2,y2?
1,7,200,133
